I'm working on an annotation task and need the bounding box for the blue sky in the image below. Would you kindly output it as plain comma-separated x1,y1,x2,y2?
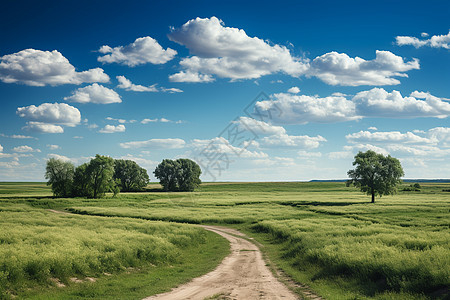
1,0,449,181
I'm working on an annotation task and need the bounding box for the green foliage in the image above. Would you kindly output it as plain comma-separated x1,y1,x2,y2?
45,159,74,197
154,158,201,191
347,150,404,202
176,159,202,192
85,155,116,199
72,163,92,197
403,183,422,192
114,159,150,192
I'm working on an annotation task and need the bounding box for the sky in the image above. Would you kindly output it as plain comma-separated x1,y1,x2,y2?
0,0,449,182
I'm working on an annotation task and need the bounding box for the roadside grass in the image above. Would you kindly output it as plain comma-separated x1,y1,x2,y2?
1,181,449,299
0,204,229,299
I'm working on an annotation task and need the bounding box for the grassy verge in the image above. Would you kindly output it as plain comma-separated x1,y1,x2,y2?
18,230,228,300
0,205,229,299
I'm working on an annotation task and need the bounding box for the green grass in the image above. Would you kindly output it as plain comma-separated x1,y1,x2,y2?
0,202,229,299
0,181,449,299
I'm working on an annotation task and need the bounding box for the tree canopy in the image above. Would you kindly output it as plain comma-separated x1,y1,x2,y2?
114,159,150,192
45,158,74,197
154,158,201,192
346,150,404,203
45,155,149,198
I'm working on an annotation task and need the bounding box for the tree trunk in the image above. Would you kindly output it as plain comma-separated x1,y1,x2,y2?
371,190,375,203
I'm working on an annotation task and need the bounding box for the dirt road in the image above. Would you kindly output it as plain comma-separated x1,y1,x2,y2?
143,225,298,300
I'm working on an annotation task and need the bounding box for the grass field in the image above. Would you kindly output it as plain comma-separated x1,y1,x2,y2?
0,181,449,299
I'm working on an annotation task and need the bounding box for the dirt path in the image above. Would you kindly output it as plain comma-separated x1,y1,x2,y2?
143,225,298,300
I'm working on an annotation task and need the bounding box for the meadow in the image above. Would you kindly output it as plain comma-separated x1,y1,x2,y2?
0,181,448,299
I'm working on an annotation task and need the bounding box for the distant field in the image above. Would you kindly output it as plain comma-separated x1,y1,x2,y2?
0,181,449,299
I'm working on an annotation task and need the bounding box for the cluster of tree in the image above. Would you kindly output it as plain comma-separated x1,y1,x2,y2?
154,158,201,192
45,155,149,198
347,150,404,203
403,183,421,192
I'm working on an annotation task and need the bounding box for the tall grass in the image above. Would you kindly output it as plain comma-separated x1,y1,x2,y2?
0,205,209,298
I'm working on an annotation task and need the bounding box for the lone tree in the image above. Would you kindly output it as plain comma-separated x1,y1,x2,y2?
346,150,404,203
154,158,201,192
114,159,150,192
45,158,75,197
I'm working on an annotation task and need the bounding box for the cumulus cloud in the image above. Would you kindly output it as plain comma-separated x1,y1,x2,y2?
168,70,215,83
346,130,435,144
235,117,286,136
0,49,109,86
233,117,326,149
396,30,450,49
98,36,177,66
16,103,81,129
0,133,35,139
253,88,450,124
120,138,186,149
99,124,126,133
12,145,41,153
47,144,60,150
117,76,183,93
0,144,3,152
191,137,267,158
64,83,122,104
261,134,326,149
354,88,450,118
255,92,359,124
287,86,300,94
168,17,308,82
309,50,419,86
22,122,64,133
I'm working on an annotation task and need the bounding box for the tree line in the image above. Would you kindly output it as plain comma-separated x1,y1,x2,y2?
45,155,201,198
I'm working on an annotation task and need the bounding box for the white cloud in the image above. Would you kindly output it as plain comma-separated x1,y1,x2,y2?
168,17,308,82
368,127,378,131
344,144,389,156
117,76,183,93
261,134,326,149
396,30,450,49
22,122,64,133
12,145,40,153
309,50,419,86
99,124,126,133
346,130,435,144
255,92,359,124
120,138,186,149
17,102,81,129
169,70,215,83
235,117,286,136
0,144,3,152
0,133,35,139
354,88,450,118
191,137,267,158
0,49,109,86
64,83,122,104
141,117,184,124
254,88,450,124
98,36,177,66
116,75,157,92
427,127,450,145
47,144,60,150
287,86,300,94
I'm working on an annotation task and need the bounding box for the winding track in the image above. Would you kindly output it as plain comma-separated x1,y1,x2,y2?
143,225,298,300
